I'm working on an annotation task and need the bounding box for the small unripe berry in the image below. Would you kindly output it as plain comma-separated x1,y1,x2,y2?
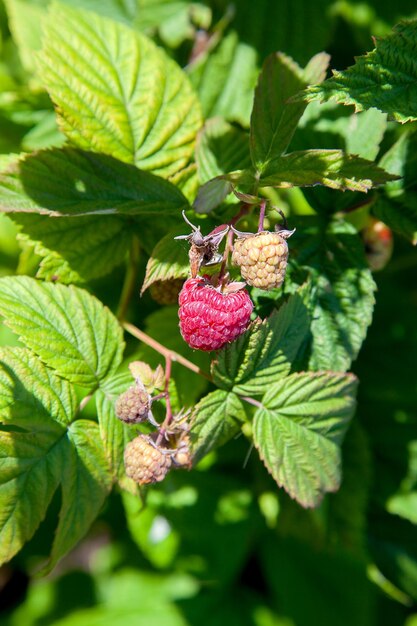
149,278,185,305
124,435,172,485
362,218,393,271
115,385,151,424
172,436,192,469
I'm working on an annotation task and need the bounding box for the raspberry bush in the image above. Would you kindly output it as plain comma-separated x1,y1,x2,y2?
0,2,416,625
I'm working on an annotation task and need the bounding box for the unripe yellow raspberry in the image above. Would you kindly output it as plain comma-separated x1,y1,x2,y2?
124,435,172,485
232,231,290,290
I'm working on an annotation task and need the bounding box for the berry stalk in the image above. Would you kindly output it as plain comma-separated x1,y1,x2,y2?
123,321,212,381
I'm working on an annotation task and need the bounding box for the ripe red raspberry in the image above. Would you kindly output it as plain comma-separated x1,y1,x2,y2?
232,231,293,290
124,435,172,485
178,277,253,351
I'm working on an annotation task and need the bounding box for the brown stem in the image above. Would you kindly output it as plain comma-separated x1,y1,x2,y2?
123,321,212,382
217,203,252,287
217,227,234,287
156,355,173,445
257,199,267,232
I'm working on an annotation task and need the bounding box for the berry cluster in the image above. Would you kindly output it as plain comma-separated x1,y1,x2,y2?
115,362,192,486
176,205,294,352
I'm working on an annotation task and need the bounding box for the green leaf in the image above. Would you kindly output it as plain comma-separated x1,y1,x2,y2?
289,104,388,215
96,373,138,492
191,390,247,462
4,0,44,74
259,149,398,192
0,148,188,216
373,195,417,245
253,372,358,507
292,218,376,372
373,131,417,243
188,31,258,127
0,422,66,565
300,20,417,123
292,103,388,164
385,440,417,524
0,347,76,428
141,230,190,294
193,117,251,212
188,0,334,126
260,534,374,626
250,52,329,173
46,419,113,571
38,2,203,178
212,289,311,395
196,118,251,184
15,213,131,284
0,276,124,390
193,177,233,215
0,349,113,569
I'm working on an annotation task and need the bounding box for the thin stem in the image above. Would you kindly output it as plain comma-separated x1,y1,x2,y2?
78,389,96,413
117,236,140,321
257,199,267,232
156,355,173,445
217,202,251,286
217,227,234,287
240,395,264,409
123,321,213,381
230,202,251,227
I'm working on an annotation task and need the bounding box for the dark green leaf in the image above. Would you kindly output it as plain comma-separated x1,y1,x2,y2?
0,148,188,217
188,0,335,126
373,131,417,243
212,289,311,395
250,52,329,172
260,535,375,626
259,149,398,192
291,218,376,371
188,31,258,127
141,230,190,294
253,372,357,507
193,177,233,214
300,20,417,123
196,118,251,184
0,423,66,565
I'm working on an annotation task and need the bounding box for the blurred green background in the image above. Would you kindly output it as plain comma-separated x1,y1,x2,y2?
0,1,416,625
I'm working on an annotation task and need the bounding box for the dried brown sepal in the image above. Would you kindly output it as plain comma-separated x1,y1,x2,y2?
175,211,228,277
